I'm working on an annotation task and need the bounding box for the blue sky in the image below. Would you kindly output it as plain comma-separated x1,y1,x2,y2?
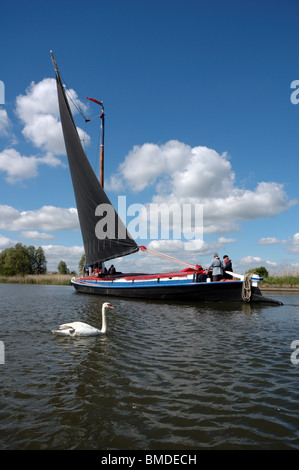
0,0,298,274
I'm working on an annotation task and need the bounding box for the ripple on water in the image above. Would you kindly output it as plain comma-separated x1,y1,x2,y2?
0,286,299,449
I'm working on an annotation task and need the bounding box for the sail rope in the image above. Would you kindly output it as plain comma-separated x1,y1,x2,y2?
58,73,91,150
140,246,200,270
60,77,102,165
242,273,253,302
60,74,88,121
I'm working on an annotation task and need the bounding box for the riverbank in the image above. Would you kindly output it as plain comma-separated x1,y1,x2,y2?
261,286,299,293
260,275,299,293
0,273,72,285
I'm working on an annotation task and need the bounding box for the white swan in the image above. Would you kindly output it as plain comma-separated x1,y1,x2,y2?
51,302,115,336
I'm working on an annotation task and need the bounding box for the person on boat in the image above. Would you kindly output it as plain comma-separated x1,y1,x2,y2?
223,255,233,279
206,253,223,282
83,262,88,277
92,262,99,276
108,265,116,274
195,265,207,282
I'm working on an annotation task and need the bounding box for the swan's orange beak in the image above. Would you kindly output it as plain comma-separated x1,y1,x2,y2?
108,305,115,309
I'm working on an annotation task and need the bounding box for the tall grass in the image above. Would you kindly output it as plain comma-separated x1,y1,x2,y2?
261,276,299,287
0,273,73,285
261,269,299,287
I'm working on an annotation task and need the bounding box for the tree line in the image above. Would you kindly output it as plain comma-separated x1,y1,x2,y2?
0,243,79,276
0,243,47,276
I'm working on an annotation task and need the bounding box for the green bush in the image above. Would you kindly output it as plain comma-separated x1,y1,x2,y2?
246,266,269,278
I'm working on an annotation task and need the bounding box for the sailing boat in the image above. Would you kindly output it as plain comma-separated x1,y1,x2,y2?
51,52,282,305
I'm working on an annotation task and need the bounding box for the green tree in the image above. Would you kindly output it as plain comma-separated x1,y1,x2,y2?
246,266,269,278
33,246,47,274
0,243,30,275
0,244,47,276
27,245,47,274
57,260,70,274
78,254,86,275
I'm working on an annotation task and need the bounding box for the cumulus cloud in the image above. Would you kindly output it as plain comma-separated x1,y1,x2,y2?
0,78,91,184
41,244,84,271
15,78,89,155
287,233,299,254
112,141,234,196
239,256,279,268
21,231,57,241
257,234,299,255
258,237,287,245
0,108,13,137
109,140,296,236
218,237,237,243
0,148,39,182
0,148,64,183
0,204,79,232
117,141,193,192
0,234,16,250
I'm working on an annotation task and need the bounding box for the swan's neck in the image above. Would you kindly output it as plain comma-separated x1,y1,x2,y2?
101,308,107,333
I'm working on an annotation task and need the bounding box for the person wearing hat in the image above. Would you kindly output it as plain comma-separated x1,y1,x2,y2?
223,255,233,279
206,253,224,282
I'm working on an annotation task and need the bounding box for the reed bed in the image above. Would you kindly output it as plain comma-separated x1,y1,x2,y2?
260,269,299,288
261,276,299,288
0,273,74,285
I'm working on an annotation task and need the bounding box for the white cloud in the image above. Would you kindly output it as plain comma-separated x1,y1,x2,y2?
110,140,296,236
0,108,13,138
0,78,90,184
0,148,64,183
104,174,125,192
239,255,278,268
41,244,84,271
287,233,299,254
0,148,39,182
0,204,79,232
258,237,285,244
218,237,237,243
258,233,299,256
39,152,65,168
117,141,188,192
115,140,234,195
0,234,16,250
21,231,57,241
15,78,90,156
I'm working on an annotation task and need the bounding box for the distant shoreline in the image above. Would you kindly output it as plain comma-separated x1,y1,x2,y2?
0,274,73,285
260,285,299,293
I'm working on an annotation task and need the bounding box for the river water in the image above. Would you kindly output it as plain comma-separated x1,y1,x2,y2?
0,283,299,450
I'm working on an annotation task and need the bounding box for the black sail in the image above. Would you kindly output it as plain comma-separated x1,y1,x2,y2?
51,53,138,266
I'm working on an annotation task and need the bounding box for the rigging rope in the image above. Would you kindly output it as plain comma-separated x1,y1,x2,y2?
140,246,200,270
60,79,103,166
63,82,87,121
242,273,252,302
